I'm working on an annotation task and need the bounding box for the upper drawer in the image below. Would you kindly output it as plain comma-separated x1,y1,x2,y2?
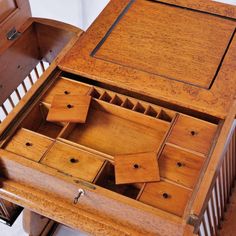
59,0,236,118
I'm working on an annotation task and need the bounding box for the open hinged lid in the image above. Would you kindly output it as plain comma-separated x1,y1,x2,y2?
59,0,236,119
0,0,31,54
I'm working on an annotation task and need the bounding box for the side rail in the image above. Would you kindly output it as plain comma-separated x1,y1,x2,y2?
188,102,236,236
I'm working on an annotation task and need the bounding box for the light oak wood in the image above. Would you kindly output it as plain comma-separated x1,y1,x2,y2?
139,181,192,217
59,0,236,118
168,114,218,156
0,0,235,235
47,95,91,123
41,141,105,182
4,128,53,162
42,77,91,104
159,144,205,189
114,152,160,184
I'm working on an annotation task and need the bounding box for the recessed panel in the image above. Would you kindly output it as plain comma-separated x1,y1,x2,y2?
93,0,235,88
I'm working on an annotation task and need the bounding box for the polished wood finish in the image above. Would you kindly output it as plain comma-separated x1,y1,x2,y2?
0,0,235,235
4,128,53,162
168,115,218,156
60,0,236,118
41,141,104,182
94,0,234,89
47,95,92,123
159,144,204,189
0,0,31,54
139,181,192,217
114,152,160,184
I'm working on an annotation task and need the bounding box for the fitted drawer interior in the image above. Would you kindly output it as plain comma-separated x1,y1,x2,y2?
0,75,219,219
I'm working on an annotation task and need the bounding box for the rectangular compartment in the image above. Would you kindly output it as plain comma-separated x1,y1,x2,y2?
42,78,91,104
159,144,205,189
41,141,105,182
20,102,66,139
95,161,143,199
4,128,53,162
138,181,192,217
168,114,218,156
61,99,170,156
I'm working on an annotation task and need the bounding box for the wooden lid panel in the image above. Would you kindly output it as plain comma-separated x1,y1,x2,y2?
93,0,235,89
60,0,236,118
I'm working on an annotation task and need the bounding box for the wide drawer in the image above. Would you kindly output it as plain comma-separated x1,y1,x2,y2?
0,74,220,235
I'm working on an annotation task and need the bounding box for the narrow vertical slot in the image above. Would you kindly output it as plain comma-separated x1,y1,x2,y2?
133,102,145,114
89,88,101,99
158,110,173,122
100,91,112,102
122,99,134,110
144,106,159,117
110,95,123,106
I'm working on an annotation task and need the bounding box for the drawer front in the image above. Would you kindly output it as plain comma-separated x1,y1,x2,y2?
167,115,217,155
138,181,192,217
4,128,53,162
41,141,105,182
43,78,91,104
159,144,205,189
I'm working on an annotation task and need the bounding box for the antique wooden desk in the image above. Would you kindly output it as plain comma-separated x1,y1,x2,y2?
0,0,235,235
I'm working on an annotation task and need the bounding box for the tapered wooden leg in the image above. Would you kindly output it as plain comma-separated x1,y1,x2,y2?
23,209,57,236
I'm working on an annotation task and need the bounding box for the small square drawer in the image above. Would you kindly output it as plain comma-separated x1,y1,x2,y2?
4,128,53,162
168,115,217,155
42,78,91,104
138,181,192,217
41,141,105,182
159,144,205,189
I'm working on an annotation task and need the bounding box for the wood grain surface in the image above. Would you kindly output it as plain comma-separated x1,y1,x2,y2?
59,0,236,118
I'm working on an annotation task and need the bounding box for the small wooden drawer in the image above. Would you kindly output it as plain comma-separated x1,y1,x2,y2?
168,115,217,155
138,181,192,217
159,144,205,189
42,78,91,104
41,141,105,182
4,128,53,162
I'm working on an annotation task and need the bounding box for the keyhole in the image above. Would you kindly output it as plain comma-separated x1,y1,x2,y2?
67,104,74,109
177,162,183,167
70,158,79,164
133,164,140,169
25,142,33,147
64,91,70,95
191,131,197,136
162,193,169,199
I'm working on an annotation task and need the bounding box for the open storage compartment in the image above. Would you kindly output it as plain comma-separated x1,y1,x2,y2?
0,0,82,227
0,74,221,233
